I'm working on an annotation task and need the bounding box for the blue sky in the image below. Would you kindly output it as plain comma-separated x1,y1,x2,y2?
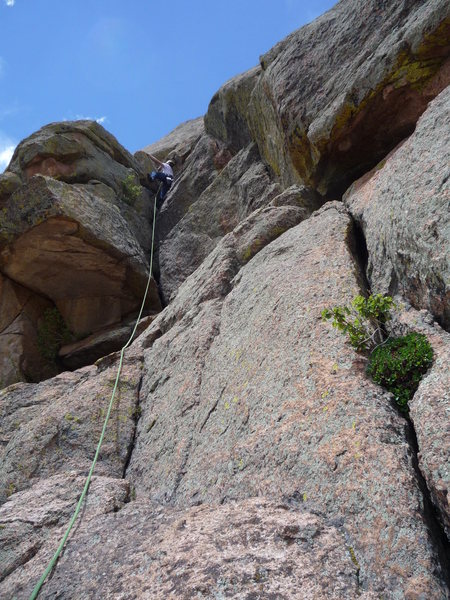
0,0,336,170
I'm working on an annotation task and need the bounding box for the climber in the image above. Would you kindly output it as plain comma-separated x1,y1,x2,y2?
147,154,175,209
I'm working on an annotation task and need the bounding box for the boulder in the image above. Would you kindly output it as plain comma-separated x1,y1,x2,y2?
248,0,450,195
0,351,142,504
344,86,450,330
4,120,157,255
205,66,261,152
7,119,148,190
0,273,55,387
0,176,160,337
127,203,446,596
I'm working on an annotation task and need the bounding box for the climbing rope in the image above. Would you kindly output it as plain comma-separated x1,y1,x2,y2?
29,185,160,600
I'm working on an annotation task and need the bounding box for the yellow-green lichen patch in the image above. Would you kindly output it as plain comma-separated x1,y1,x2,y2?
288,124,317,186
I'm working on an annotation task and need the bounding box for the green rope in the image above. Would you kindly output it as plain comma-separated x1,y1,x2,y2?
29,187,160,600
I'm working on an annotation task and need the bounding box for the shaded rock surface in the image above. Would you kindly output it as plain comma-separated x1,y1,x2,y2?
158,143,283,301
0,175,159,337
59,314,155,370
344,86,450,329
154,133,232,248
0,273,55,387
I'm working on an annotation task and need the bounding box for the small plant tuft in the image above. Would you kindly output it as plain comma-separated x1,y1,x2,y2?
322,294,434,414
121,173,141,205
367,332,433,413
37,308,74,362
321,294,396,352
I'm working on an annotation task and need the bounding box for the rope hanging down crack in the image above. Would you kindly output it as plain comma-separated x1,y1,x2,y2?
29,185,160,600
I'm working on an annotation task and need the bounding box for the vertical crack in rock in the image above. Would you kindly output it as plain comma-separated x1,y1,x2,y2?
347,210,450,591
122,370,144,481
345,211,370,295
405,417,450,592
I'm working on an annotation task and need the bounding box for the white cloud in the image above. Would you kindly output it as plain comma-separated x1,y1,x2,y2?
5,0,16,6
63,114,108,125
0,145,14,171
0,131,17,172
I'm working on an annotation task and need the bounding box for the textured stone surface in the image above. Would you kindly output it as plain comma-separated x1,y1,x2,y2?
1,494,378,600
0,352,142,504
4,119,157,255
344,86,450,329
128,203,446,596
59,314,155,370
0,175,160,336
205,66,261,152
248,0,450,194
0,273,55,387
139,116,204,163
0,473,129,591
388,305,450,541
158,143,281,301
155,133,231,250
8,120,147,190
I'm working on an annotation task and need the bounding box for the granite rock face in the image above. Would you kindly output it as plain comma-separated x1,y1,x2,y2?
158,143,282,301
127,204,446,597
0,121,161,386
1,1,450,598
0,175,159,337
388,306,450,542
0,352,142,504
344,86,450,330
248,0,450,194
204,66,261,152
0,273,55,387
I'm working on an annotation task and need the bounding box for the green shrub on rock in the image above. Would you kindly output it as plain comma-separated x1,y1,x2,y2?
121,173,141,205
367,333,434,413
37,308,74,362
321,293,396,352
322,295,434,414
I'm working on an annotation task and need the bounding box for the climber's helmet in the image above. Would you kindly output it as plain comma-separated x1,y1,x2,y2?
166,159,175,168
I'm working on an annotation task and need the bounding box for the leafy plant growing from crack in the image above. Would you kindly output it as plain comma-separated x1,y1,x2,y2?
37,307,75,362
322,294,433,413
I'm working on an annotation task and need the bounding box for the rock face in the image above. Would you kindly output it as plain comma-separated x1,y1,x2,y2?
248,0,450,194
0,121,161,386
0,273,55,388
0,351,142,504
1,1,450,598
344,86,450,330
